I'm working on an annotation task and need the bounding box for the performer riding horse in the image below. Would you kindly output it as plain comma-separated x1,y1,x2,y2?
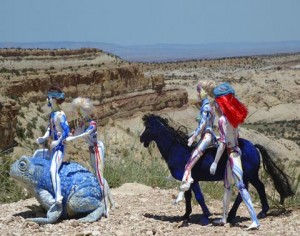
140,114,293,225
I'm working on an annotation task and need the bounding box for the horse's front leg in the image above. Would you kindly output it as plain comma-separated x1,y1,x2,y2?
191,182,211,226
182,188,192,222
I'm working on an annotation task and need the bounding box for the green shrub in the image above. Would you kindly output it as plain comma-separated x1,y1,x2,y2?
104,150,177,189
0,155,28,203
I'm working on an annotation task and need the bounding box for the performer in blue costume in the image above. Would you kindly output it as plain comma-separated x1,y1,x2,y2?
174,81,216,204
36,86,70,206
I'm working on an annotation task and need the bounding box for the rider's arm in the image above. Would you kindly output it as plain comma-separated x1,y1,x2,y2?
215,116,227,163
188,106,210,146
213,142,226,165
36,125,50,144
66,122,96,142
194,109,208,137
42,126,51,139
210,116,227,175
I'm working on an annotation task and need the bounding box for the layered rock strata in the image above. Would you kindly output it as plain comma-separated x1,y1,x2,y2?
0,98,19,150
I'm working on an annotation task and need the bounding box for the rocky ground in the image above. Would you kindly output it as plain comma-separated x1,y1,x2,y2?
0,183,299,236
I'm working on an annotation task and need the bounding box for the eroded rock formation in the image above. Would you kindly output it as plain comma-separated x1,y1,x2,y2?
0,97,19,150
0,48,188,150
3,66,172,103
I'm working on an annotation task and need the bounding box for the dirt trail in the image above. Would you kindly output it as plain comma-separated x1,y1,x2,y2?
0,183,299,236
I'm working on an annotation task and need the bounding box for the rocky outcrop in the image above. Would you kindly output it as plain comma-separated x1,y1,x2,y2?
94,88,188,125
0,48,101,58
3,66,163,103
0,62,188,149
0,97,19,150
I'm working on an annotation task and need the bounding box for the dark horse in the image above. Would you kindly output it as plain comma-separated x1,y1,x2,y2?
140,114,294,225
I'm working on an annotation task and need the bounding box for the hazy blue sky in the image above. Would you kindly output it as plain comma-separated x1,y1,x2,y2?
1,0,299,45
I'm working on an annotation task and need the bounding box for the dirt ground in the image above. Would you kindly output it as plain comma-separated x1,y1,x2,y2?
0,183,299,236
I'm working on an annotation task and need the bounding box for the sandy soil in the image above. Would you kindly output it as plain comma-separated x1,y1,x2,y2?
0,183,299,236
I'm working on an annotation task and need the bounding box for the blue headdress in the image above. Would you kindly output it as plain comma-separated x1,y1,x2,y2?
47,91,65,100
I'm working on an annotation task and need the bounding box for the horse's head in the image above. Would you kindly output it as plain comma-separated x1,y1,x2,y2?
140,114,165,147
140,113,190,149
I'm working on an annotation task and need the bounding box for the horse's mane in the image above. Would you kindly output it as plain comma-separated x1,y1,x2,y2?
142,114,196,149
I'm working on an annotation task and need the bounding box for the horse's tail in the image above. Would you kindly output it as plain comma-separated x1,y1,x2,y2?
255,144,294,204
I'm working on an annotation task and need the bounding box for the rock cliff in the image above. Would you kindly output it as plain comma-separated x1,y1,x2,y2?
0,97,19,150
0,49,188,150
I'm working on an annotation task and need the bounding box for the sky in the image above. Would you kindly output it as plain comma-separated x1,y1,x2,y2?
1,0,300,46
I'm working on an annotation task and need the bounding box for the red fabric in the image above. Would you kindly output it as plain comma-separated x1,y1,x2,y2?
215,93,248,128
94,143,104,187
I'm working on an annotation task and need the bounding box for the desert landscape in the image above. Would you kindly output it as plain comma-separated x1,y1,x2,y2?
0,48,299,235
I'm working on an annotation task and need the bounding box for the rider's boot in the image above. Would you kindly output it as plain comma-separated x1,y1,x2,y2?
180,170,194,192
173,170,193,205
173,191,185,205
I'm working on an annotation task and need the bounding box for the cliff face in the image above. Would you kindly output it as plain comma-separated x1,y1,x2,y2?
0,48,188,150
0,98,19,150
3,66,166,103
94,88,188,125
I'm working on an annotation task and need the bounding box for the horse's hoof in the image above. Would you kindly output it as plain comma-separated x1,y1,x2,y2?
212,218,226,226
179,219,190,227
227,213,235,223
257,211,267,219
199,216,210,226
180,215,190,222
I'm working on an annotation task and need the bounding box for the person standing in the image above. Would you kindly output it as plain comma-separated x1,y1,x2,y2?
66,97,112,215
210,82,260,230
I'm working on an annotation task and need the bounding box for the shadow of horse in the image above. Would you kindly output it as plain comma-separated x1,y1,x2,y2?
143,212,253,228
143,212,203,227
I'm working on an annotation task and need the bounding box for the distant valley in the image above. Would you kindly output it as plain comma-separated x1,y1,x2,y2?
1,41,300,62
